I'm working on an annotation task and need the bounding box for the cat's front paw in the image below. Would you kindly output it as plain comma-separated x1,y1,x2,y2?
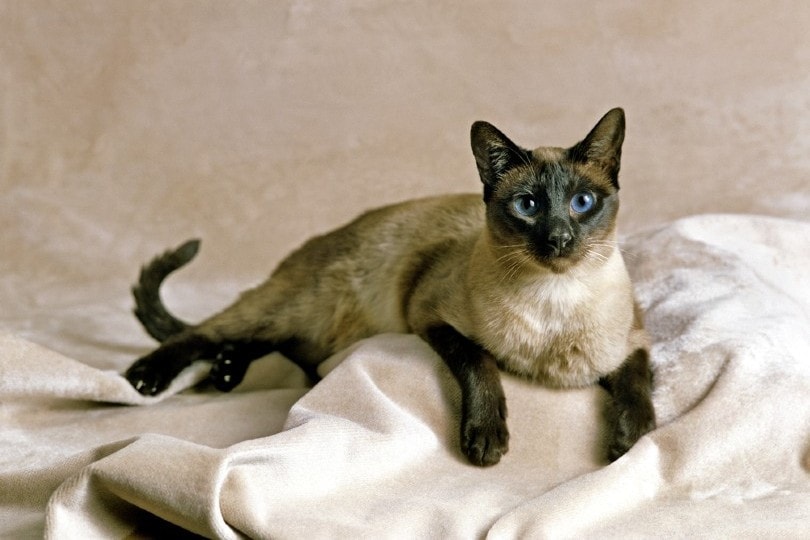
461,400,510,466
607,400,656,461
125,357,176,396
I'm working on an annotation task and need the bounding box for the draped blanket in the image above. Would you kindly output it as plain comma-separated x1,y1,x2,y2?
3,214,808,538
3,2,810,537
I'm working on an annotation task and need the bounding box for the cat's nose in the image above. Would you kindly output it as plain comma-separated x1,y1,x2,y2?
547,230,572,255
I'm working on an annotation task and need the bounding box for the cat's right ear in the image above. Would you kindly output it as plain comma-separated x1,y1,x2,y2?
568,108,626,188
471,121,527,201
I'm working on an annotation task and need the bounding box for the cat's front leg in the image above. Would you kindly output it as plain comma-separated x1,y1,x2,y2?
424,325,509,466
599,348,656,461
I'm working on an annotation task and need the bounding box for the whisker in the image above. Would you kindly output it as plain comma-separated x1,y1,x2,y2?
502,256,528,280
505,256,529,282
617,248,639,261
497,251,528,265
497,249,532,282
496,251,518,264
492,243,528,250
586,239,639,260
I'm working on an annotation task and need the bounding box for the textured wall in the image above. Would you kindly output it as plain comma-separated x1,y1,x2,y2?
2,1,809,283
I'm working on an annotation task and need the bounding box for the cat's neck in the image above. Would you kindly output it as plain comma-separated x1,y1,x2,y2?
462,227,630,339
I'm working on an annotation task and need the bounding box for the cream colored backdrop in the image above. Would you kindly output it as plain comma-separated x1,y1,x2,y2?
1,2,809,537
3,2,808,281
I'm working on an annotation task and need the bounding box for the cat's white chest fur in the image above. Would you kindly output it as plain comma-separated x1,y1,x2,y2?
468,248,634,388
514,273,589,331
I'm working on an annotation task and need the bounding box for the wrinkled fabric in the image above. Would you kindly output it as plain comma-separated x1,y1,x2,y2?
2,1,810,538
2,216,809,538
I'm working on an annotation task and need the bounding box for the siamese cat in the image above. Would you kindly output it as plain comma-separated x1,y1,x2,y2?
125,108,655,466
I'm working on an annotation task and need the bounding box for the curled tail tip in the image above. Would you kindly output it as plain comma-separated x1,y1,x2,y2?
176,238,201,262
131,238,199,343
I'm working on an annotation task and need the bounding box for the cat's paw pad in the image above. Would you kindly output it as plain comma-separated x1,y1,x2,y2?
209,353,249,392
607,403,656,461
461,403,510,466
462,416,510,466
125,359,173,396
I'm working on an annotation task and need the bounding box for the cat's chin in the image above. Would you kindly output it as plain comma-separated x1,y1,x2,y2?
540,258,575,274
532,252,584,274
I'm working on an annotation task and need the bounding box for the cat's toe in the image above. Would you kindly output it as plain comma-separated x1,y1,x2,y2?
125,360,170,396
462,415,510,466
209,357,249,392
607,403,656,461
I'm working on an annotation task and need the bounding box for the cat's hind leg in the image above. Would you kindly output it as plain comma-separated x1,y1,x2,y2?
125,333,222,396
125,334,282,396
207,340,279,391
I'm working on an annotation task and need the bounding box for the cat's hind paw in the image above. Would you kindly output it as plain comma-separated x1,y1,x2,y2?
209,346,251,392
125,358,174,396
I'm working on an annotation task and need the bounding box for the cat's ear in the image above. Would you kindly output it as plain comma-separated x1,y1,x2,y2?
569,108,625,187
471,121,528,199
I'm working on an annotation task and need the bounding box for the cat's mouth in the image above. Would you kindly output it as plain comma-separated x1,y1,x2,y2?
528,243,581,273
491,236,581,275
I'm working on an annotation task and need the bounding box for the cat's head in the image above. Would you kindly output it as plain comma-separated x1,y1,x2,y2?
471,108,625,273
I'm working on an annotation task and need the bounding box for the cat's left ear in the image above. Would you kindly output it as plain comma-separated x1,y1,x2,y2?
471,121,528,200
569,108,626,188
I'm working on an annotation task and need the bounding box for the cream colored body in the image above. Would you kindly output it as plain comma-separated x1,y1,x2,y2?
465,239,643,387
196,194,483,363
128,108,654,465
196,193,645,387
407,217,645,388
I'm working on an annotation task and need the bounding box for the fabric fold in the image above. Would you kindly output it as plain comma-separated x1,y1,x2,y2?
1,215,808,537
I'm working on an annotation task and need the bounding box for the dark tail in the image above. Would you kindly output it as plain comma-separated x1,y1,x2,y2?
132,239,200,342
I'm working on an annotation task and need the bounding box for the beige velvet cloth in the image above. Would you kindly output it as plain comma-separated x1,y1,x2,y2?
2,2,809,538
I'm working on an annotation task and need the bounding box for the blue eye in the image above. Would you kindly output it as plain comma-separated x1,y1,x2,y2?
570,191,595,214
513,194,539,217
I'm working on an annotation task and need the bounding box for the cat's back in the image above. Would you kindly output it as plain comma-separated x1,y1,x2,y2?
352,193,484,245
259,193,483,335
280,193,484,272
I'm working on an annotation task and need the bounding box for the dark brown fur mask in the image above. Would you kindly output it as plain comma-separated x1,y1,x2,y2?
471,108,626,273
